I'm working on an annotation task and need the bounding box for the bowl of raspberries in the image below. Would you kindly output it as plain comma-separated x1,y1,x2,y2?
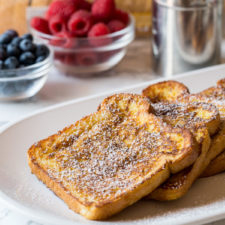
0,30,52,101
30,0,135,76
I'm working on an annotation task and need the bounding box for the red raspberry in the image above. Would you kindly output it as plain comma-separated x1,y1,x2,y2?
66,0,92,10
108,20,125,33
79,0,92,11
91,0,115,22
88,23,110,37
114,9,129,25
68,10,93,37
76,52,97,66
50,31,77,48
31,17,50,34
46,0,76,21
64,53,76,65
54,51,65,62
88,23,110,46
49,15,67,34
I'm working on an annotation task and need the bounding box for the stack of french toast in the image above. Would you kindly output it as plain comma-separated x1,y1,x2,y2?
27,78,225,220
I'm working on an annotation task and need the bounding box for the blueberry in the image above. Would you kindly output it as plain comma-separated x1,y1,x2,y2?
0,46,6,60
4,57,19,69
0,60,3,69
19,52,35,65
0,44,7,49
5,29,18,39
35,55,46,63
0,33,12,44
11,37,22,46
19,39,34,52
21,33,33,41
7,44,20,57
35,44,49,57
30,43,36,53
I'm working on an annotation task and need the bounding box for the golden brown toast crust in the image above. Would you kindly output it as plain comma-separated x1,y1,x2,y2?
142,80,190,103
143,81,221,200
201,79,225,177
28,93,197,220
201,151,225,177
200,122,225,177
217,78,225,89
143,80,225,166
179,88,225,160
148,128,211,200
181,89,225,119
29,157,170,220
152,102,220,136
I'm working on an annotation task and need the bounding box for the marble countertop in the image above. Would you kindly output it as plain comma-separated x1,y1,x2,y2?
0,39,225,225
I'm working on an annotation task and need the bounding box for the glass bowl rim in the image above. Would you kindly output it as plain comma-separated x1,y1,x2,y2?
30,14,135,41
0,52,53,82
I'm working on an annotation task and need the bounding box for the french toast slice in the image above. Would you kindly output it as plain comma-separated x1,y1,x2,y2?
28,94,198,220
144,80,225,177
180,87,225,162
143,82,221,200
149,103,219,200
200,78,225,177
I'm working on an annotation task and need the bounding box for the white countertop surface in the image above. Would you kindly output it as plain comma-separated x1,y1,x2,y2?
0,39,225,225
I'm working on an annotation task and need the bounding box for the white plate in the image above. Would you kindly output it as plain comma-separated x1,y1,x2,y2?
1,65,225,225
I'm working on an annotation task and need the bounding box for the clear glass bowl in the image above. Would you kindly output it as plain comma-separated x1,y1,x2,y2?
0,54,52,101
29,12,135,76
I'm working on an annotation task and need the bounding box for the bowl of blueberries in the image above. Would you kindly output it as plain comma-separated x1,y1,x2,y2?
0,29,52,101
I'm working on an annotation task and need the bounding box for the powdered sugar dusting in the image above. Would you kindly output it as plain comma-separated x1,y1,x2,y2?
153,102,217,131
181,88,225,119
34,95,182,204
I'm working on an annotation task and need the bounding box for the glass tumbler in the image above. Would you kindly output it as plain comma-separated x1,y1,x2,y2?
152,0,222,77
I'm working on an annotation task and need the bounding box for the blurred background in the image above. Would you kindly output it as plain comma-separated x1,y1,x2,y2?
0,0,152,37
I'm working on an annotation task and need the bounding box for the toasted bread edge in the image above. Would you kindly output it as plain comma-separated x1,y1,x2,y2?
201,151,225,177
28,153,171,220
142,80,189,103
147,129,211,200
